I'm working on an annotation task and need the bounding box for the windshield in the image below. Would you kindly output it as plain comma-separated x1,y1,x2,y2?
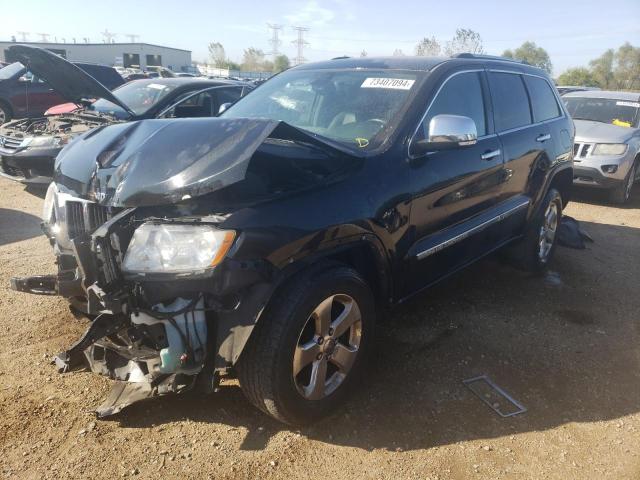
0,62,25,80
222,69,422,150
565,97,639,128
91,80,178,118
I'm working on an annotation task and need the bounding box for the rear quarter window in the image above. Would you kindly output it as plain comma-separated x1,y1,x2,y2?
525,76,561,122
489,72,532,131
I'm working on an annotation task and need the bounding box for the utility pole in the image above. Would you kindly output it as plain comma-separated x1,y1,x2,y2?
17,31,29,42
125,34,140,43
267,23,283,57
101,29,116,44
291,26,309,65
37,33,50,42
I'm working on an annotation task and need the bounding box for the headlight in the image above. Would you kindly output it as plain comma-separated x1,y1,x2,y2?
21,136,69,149
592,143,628,156
122,223,235,274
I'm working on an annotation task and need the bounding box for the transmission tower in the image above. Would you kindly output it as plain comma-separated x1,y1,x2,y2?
17,31,30,42
37,33,50,42
267,24,283,56
101,29,116,43
291,26,309,65
125,34,140,43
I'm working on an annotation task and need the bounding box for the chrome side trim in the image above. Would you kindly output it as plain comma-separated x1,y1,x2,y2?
415,199,530,260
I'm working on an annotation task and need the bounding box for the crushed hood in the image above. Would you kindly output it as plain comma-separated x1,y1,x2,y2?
573,119,637,144
8,45,134,116
55,117,358,207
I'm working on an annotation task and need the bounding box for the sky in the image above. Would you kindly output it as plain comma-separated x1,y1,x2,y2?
2,0,639,75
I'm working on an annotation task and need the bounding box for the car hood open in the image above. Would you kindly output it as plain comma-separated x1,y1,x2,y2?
8,45,134,117
54,117,360,207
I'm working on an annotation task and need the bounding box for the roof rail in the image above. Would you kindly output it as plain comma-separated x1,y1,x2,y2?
331,56,351,60
454,53,529,65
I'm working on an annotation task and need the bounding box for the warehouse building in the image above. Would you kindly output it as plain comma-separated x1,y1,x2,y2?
0,41,192,72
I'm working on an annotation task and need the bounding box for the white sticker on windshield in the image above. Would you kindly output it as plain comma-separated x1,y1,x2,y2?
616,101,640,108
147,83,168,90
361,78,415,90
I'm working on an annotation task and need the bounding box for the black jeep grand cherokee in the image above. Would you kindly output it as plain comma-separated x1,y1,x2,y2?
12,54,574,425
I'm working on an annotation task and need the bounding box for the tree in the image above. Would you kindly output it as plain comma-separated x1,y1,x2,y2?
273,54,290,73
242,47,266,71
444,28,484,56
612,42,640,90
588,49,615,89
392,49,405,57
415,36,441,56
208,42,227,68
502,41,552,74
360,49,368,57
557,67,600,87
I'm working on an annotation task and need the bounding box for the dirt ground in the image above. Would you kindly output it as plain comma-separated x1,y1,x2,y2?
0,176,638,480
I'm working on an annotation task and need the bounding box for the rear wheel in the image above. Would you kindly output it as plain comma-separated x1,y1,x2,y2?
237,264,375,425
0,101,11,124
609,161,636,204
504,188,562,273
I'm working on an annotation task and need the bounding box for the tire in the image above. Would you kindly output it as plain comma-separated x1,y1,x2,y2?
237,263,376,425
505,188,563,273
0,101,11,125
609,161,637,204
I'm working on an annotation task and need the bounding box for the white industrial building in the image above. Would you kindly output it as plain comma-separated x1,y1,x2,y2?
0,41,192,72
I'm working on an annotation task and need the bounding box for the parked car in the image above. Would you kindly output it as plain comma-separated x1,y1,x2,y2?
556,85,600,96
564,90,640,203
0,57,124,124
11,55,573,424
0,45,252,185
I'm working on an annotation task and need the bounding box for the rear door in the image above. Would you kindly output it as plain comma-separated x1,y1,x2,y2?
487,71,552,203
403,70,507,296
24,73,65,116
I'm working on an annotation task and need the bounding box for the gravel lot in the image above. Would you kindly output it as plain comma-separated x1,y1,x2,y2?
0,176,638,479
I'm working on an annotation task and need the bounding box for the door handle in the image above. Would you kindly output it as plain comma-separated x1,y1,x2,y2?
481,149,501,160
536,133,551,142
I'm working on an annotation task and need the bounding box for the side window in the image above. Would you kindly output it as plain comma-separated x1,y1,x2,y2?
217,87,243,106
524,76,561,122
421,72,487,138
488,72,532,131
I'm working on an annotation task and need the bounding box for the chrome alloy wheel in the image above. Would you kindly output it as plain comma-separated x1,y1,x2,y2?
293,294,362,400
538,201,558,262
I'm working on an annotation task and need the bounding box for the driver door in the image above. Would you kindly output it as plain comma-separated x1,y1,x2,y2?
402,70,509,297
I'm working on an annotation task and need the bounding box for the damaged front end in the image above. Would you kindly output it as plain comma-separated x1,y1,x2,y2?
11,116,358,416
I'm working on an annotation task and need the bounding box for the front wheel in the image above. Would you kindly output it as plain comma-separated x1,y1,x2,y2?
237,264,375,425
504,188,563,273
609,161,636,204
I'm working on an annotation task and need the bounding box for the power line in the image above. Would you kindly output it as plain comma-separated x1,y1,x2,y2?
101,29,116,44
267,23,283,56
291,26,310,65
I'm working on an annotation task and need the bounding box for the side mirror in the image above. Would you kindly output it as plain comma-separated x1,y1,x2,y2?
412,114,478,155
218,102,233,114
18,75,30,83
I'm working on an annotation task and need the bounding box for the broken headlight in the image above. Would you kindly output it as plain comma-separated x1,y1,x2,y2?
122,223,235,274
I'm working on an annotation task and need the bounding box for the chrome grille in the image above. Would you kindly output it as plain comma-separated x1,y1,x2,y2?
65,200,112,240
573,142,593,159
0,135,23,151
